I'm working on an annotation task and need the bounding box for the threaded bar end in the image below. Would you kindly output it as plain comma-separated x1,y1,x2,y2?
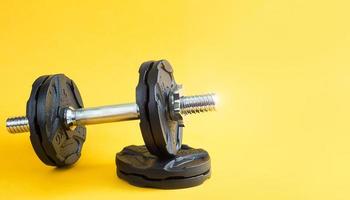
180,93,216,115
6,116,29,134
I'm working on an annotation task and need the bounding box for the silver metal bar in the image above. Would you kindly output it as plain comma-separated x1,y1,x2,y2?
6,93,217,133
6,116,29,134
65,103,139,126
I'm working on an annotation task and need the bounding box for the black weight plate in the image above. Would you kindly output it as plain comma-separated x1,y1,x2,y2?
116,145,210,179
27,75,56,166
117,169,210,189
147,60,183,157
116,145,211,189
36,74,86,167
136,61,163,156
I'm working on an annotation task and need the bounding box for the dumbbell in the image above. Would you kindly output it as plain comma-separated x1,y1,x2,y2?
6,60,216,167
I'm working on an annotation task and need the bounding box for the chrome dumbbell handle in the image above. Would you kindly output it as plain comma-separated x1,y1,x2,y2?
6,93,216,134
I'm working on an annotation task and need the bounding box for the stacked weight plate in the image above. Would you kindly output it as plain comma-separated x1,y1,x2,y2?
116,145,211,189
27,74,86,167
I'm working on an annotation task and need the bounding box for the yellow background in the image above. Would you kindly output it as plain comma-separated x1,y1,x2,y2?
0,0,349,199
